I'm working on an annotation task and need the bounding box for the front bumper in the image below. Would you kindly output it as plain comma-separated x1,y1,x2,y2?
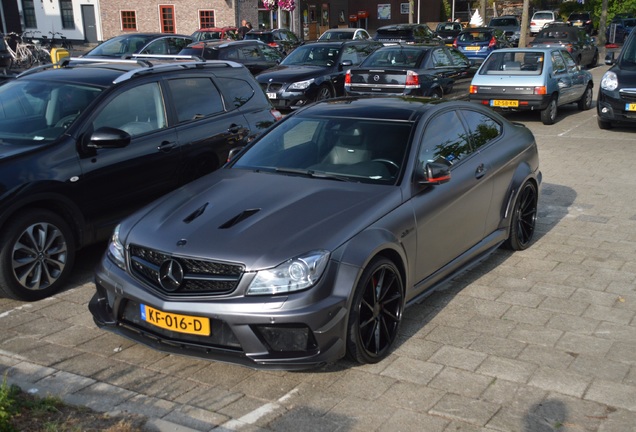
89,255,355,370
597,88,636,124
261,84,318,110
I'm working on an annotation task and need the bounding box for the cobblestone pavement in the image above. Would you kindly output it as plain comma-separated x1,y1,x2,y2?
1,64,636,432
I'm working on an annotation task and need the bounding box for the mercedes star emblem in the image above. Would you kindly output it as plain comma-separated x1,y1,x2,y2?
158,259,184,291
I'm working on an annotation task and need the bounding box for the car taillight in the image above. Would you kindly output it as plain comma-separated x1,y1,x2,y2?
565,44,573,53
405,71,419,88
345,70,351,84
269,42,278,48
488,36,496,49
270,109,283,121
469,85,478,94
453,38,457,48
530,21,536,26
534,86,547,95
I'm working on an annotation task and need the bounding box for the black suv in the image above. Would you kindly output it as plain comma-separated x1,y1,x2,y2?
598,28,636,129
0,57,281,301
373,23,442,45
566,12,595,35
243,29,301,56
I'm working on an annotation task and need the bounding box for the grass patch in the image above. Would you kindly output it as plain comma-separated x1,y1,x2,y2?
1,373,145,432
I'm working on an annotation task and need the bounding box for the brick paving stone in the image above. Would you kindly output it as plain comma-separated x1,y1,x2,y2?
597,408,636,432
378,381,445,413
508,323,563,347
328,396,395,432
460,316,517,337
476,356,537,384
517,345,577,370
527,367,591,398
555,333,614,357
425,325,481,348
496,291,545,308
174,384,243,411
568,354,630,383
33,370,95,396
114,393,177,420
529,282,578,299
457,283,505,301
393,336,441,361
4,360,56,383
230,372,302,401
377,409,449,432
429,393,500,426
267,406,344,432
547,314,600,335
428,367,493,399
606,341,636,365
163,404,230,431
502,305,554,326
379,357,442,386
584,380,636,411
583,304,635,325
428,346,487,371
66,381,137,412
594,321,636,343
469,334,526,358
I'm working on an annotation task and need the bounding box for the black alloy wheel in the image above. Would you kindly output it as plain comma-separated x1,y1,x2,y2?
0,209,75,301
315,85,333,101
504,181,538,251
347,257,404,364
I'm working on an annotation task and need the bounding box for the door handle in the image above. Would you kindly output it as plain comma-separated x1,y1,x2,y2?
475,163,486,179
228,124,243,134
158,141,178,152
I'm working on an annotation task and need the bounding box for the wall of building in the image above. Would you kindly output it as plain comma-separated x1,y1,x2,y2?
346,0,442,33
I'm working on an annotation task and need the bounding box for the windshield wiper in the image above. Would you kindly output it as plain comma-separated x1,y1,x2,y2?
274,167,352,182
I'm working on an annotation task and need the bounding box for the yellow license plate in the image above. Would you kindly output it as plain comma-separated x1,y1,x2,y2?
491,100,519,107
465,46,480,51
140,304,210,336
625,103,636,111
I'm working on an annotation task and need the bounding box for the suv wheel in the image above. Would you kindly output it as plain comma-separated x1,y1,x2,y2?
315,85,333,101
0,210,76,301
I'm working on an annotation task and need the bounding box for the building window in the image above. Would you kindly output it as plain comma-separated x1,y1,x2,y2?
60,0,75,29
160,5,176,33
22,0,37,28
199,10,215,28
121,11,137,31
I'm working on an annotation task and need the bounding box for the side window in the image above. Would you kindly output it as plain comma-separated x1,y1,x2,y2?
143,39,168,55
216,77,255,109
167,78,224,123
167,37,191,54
93,82,166,136
261,45,282,61
551,51,566,73
561,50,577,71
448,49,469,67
220,47,239,59
419,111,472,165
459,110,502,151
239,46,261,59
432,48,452,67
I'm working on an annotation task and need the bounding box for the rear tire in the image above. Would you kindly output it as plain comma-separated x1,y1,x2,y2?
0,210,76,301
577,85,593,110
541,97,557,125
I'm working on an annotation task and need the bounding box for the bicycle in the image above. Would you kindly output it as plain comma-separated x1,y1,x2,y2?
41,31,74,52
22,30,51,64
3,32,36,69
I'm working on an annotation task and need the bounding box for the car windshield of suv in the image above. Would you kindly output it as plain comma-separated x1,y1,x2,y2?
231,115,412,185
0,80,101,143
489,18,518,27
479,51,544,75
87,35,158,56
619,32,636,68
281,45,341,66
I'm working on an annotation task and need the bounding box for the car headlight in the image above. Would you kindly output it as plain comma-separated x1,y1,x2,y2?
288,78,314,90
107,224,126,270
601,71,618,91
247,250,330,295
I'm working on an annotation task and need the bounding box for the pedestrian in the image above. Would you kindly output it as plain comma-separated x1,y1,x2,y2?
238,19,249,39
246,22,253,32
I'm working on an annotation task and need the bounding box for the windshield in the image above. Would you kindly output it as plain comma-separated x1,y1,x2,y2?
319,31,353,40
281,45,341,66
87,35,157,56
479,51,544,75
244,33,274,43
361,47,424,68
0,79,101,144
489,18,518,27
619,31,636,68
231,115,413,185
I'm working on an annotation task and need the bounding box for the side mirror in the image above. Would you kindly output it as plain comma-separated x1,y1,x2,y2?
87,127,131,149
417,161,451,185
605,52,616,65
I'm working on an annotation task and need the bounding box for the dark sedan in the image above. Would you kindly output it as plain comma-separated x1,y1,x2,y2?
256,40,381,110
89,97,541,370
345,44,472,98
435,21,463,45
527,25,598,68
179,40,283,75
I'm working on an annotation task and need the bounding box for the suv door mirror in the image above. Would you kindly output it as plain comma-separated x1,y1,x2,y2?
87,127,131,149
416,161,451,185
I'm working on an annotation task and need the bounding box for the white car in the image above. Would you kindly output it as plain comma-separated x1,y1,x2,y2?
318,28,371,41
530,10,557,35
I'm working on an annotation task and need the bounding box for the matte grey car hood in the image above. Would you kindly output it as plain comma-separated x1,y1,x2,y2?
123,169,403,270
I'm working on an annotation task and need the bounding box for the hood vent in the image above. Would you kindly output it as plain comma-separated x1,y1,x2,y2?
219,208,260,229
183,202,209,224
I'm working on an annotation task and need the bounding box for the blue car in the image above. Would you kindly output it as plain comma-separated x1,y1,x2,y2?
469,47,594,125
453,27,511,66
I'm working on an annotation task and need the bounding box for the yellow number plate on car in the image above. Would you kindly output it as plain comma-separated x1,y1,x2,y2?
140,304,210,336
491,100,519,107
625,103,636,111
465,46,480,51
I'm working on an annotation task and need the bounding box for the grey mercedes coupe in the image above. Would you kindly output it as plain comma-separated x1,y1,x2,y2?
89,97,541,369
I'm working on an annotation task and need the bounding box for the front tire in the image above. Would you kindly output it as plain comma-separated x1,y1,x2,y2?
503,182,538,251
577,85,593,110
314,85,333,102
347,257,404,364
541,97,557,125
0,210,76,301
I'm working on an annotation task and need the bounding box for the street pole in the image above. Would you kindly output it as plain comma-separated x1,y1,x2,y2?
519,0,530,48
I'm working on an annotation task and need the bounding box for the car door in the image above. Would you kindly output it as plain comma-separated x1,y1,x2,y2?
411,108,494,287
561,50,587,100
550,50,575,104
77,80,180,236
430,46,462,80
164,74,249,181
